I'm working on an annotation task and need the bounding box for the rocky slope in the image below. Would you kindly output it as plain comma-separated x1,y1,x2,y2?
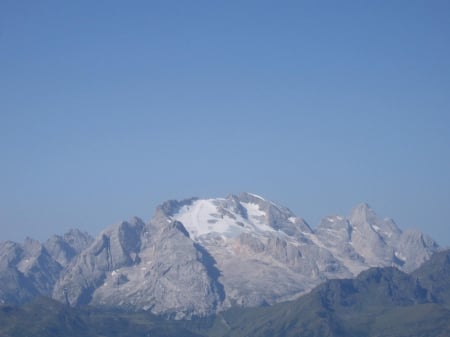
0,229,93,304
0,193,441,318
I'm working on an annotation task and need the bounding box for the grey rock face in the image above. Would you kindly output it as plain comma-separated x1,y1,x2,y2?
16,238,62,295
347,203,401,266
0,229,94,305
44,229,94,267
314,203,439,274
0,239,61,303
53,217,223,318
397,229,440,271
53,217,145,306
0,241,37,304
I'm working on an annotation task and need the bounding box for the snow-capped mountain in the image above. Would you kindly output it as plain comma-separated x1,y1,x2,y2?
0,193,440,318
170,193,313,240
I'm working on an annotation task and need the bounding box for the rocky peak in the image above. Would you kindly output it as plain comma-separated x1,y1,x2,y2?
348,203,378,226
315,215,352,240
400,229,439,249
395,229,440,272
44,229,94,268
62,229,94,253
0,241,23,269
348,203,401,243
235,192,313,235
234,192,268,205
157,198,199,217
22,237,43,256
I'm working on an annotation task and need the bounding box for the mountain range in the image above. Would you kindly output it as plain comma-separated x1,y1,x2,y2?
0,193,441,318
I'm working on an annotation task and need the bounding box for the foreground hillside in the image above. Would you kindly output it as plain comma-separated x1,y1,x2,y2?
0,297,202,337
1,249,449,337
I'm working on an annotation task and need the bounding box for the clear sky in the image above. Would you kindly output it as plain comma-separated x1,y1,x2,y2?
1,1,449,246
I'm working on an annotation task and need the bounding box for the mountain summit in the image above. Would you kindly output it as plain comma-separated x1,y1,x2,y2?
0,193,440,318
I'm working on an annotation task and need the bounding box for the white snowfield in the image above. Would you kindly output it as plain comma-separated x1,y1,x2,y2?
173,198,276,240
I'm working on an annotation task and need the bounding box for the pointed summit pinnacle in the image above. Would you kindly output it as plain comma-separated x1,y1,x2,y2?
349,203,377,225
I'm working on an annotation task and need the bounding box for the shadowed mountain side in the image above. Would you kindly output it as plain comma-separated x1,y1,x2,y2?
412,249,450,305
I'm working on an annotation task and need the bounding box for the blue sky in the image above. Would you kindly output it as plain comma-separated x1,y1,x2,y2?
1,1,450,246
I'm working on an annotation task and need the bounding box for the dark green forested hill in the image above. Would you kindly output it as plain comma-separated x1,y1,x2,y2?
1,250,450,337
0,297,203,337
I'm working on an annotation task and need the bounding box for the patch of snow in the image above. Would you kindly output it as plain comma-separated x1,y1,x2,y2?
394,251,406,261
246,192,281,208
172,199,275,241
288,217,297,224
247,193,265,200
325,216,344,223
372,224,394,238
241,202,265,219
